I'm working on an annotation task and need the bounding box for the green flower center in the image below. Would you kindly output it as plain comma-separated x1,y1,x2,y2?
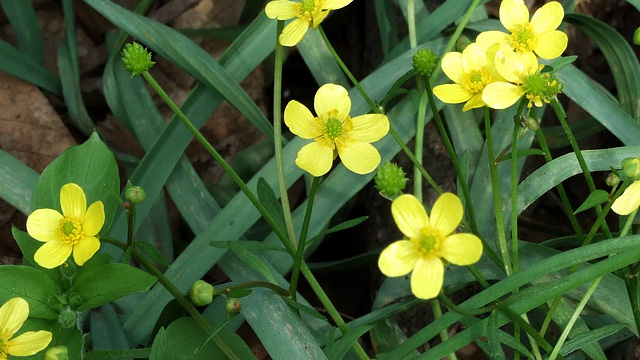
301,0,316,12
412,227,444,257
522,67,563,108
461,69,491,94
324,118,343,139
59,217,84,245
509,23,538,53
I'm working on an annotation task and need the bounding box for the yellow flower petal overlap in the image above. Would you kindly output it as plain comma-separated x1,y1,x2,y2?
265,0,353,46
378,193,483,299
612,180,640,216
476,0,567,59
433,43,503,111
482,50,538,109
0,298,52,359
27,183,105,269
284,83,389,177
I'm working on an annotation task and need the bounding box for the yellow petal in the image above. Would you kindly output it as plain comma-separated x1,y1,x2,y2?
440,51,463,84
284,100,320,139
349,114,389,143
83,201,105,237
612,181,640,215
461,43,486,73
26,209,63,242
34,241,73,269
441,233,483,265
73,236,101,266
430,193,463,236
0,298,28,338
279,18,309,47
534,30,567,59
295,142,334,176
494,50,521,83
264,1,299,20
433,84,473,105
6,331,52,356
476,31,510,51
391,194,429,239
321,0,353,10
337,141,380,175
60,183,86,219
378,240,418,277
530,1,564,33
314,83,351,120
482,82,524,109
310,9,329,29
499,0,529,30
410,257,443,299
462,93,486,112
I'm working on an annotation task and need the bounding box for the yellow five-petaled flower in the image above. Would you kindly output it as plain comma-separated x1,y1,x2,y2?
265,0,353,46
378,193,483,299
0,297,52,360
284,83,389,177
27,183,105,269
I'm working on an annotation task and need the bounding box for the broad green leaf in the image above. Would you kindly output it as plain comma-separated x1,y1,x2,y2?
497,149,545,162
134,241,170,268
574,190,610,214
90,303,132,355
0,265,58,319
12,227,64,287
373,0,399,56
71,263,157,311
282,297,326,321
298,29,349,87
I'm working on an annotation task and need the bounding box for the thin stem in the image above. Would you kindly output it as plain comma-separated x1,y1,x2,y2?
126,203,135,246
438,293,495,316
414,90,427,201
484,107,512,275
273,20,298,250
431,300,457,360
407,0,417,48
290,176,321,300
510,101,527,274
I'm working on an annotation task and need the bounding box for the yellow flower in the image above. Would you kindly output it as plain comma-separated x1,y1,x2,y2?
432,42,503,111
284,83,389,177
476,0,567,59
27,183,105,269
612,181,640,216
0,298,52,359
265,0,353,46
378,193,483,299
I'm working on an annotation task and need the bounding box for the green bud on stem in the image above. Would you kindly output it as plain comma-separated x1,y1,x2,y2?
121,42,155,77
189,280,214,306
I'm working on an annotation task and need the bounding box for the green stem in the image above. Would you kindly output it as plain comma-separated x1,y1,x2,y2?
126,203,135,246
438,293,494,316
484,107,512,275
273,20,298,250
290,176,321,300
407,0,418,48
431,299,457,360
214,281,290,298
85,348,151,360
620,208,640,337
414,90,427,201
550,98,612,239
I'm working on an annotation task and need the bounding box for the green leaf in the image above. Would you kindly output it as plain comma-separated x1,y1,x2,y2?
71,263,157,311
134,241,170,268
282,297,326,321
325,325,373,360
0,150,38,214
544,55,578,72
0,0,44,63
0,265,58,319
256,177,287,237
486,310,507,360
497,149,545,162
574,190,610,214
31,132,120,234
0,39,61,94
227,242,277,284
560,324,626,357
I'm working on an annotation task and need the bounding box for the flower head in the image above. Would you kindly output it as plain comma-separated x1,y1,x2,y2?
27,183,105,269
482,50,563,109
284,83,389,176
476,0,567,59
433,42,503,111
265,0,353,46
378,194,483,299
0,298,52,359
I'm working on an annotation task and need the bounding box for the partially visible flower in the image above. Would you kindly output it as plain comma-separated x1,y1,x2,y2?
476,0,567,59
27,183,105,269
612,180,640,216
265,0,353,46
45,346,69,360
378,194,483,299
284,83,389,176
0,298,52,359
433,43,503,111
482,50,562,109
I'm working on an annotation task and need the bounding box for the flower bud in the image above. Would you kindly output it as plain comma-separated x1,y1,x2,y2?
622,157,640,180
226,297,242,315
524,117,540,131
121,42,155,77
45,346,69,360
189,280,214,306
606,173,620,187
375,162,408,200
412,49,438,77
58,308,77,329
634,27,640,45
125,185,146,204
455,37,471,52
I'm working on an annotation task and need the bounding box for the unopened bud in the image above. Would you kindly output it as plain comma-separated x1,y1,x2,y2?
226,297,241,315
622,157,640,180
606,173,621,187
455,37,471,52
58,308,77,329
121,42,155,77
375,162,408,200
45,346,69,360
524,117,540,131
189,280,214,306
412,48,438,77
634,27,640,45
125,185,146,204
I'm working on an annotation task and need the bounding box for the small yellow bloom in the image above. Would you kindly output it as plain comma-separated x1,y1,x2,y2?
27,183,105,269
378,194,483,299
432,43,503,111
612,181,640,216
265,0,353,46
476,0,567,59
284,83,389,177
0,298,52,359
